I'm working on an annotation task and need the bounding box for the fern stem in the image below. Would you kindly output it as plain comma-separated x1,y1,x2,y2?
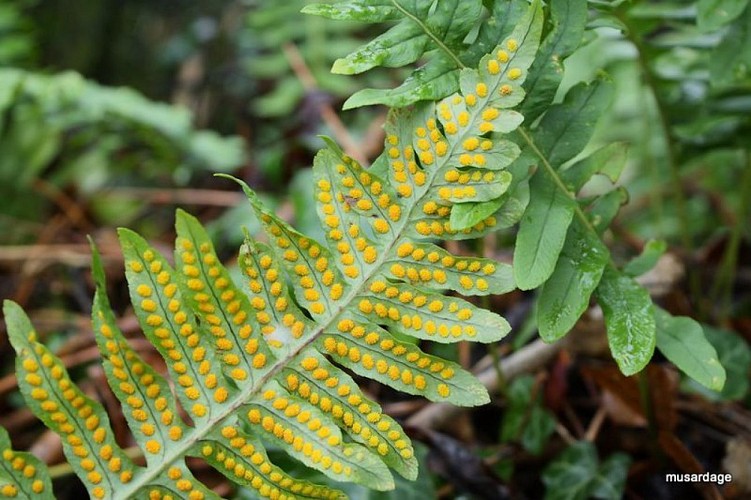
710,149,751,319
390,0,467,70
517,127,608,262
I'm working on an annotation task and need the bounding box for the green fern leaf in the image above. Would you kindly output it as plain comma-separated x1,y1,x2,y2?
0,425,53,498
4,300,140,500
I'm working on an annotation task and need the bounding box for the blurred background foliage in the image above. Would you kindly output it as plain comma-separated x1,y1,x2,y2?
0,0,750,499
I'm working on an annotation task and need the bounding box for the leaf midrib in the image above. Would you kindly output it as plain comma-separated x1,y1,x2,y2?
390,0,466,69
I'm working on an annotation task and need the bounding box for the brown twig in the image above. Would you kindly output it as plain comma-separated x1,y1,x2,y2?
105,188,245,207
0,243,122,266
282,42,369,166
584,406,608,442
31,178,93,232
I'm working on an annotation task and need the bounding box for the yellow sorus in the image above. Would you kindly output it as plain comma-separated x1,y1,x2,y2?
419,151,434,165
463,137,480,151
356,199,373,211
444,169,460,182
414,171,426,186
388,205,402,221
437,384,451,398
487,59,500,74
372,219,389,234
482,108,499,121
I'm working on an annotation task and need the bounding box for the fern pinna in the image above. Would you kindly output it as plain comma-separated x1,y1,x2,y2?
1,4,542,499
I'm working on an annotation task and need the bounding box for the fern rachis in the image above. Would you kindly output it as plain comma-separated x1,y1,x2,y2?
1,3,544,498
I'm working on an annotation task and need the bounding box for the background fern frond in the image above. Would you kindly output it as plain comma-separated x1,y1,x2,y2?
304,0,540,109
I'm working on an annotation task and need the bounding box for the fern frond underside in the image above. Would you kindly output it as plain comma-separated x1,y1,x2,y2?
2,3,544,498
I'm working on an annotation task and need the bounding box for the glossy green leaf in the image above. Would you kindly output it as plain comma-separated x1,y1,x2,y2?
655,308,726,391
595,267,656,376
344,56,459,109
700,326,751,400
301,1,401,22
449,196,506,230
588,187,628,234
537,220,609,342
514,168,577,290
623,239,667,277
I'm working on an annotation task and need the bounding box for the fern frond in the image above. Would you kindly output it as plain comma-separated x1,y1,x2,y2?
304,0,534,108
0,3,547,498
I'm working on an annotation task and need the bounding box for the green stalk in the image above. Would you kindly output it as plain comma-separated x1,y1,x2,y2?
711,149,751,319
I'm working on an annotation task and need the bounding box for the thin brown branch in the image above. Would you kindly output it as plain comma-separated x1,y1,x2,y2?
106,188,245,207
0,244,121,265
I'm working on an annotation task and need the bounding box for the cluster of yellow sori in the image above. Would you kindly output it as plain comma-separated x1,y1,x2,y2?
437,167,497,201
243,247,310,341
201,431,340,500
128,246,228,419
385,131,425,199
415,212,498,237
21,337,132,499
95,310,186,455
357,281,478,339
328,319,454,399
246,395,356,479
387,241,496,290
288,355,415,461
254,213,352,317
176,234,265,382
0,452,45,497
316,159,399,274
146,464,210,500
146,480,207,500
